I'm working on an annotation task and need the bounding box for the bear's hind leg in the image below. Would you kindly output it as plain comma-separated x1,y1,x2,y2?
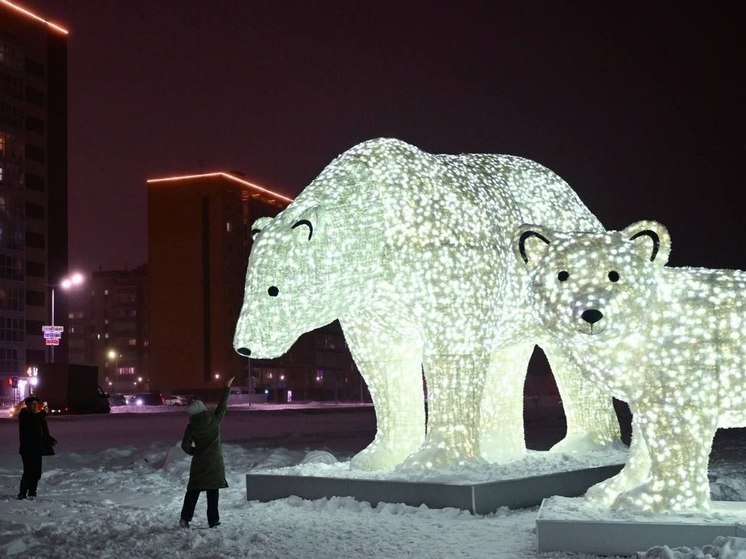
543,343,622,453
479,343,534,463
398,353,489,469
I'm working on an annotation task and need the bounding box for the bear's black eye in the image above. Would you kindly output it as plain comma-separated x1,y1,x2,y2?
557,271,570,282
268,286,279,297
608,271,620,282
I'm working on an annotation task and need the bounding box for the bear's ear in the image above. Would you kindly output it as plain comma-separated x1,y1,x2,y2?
622,220,671,266
513,224,552,269
250,217,274,241
291,206,324,243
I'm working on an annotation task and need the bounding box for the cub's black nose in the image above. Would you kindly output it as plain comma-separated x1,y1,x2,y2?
580,309,603,325
236,347,252,357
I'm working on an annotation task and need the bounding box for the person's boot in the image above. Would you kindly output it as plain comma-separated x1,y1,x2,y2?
179,519,189,528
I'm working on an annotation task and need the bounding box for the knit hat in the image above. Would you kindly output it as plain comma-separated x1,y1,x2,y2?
187,399,206,416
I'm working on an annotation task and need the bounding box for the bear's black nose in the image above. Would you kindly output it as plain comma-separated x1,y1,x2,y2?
580,309,603,325
236,347,252,357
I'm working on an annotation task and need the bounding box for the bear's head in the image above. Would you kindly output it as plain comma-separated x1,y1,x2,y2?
233,204,339,358
512,220,671,338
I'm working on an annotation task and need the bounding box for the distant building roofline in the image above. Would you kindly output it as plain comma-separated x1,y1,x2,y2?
1,0,69,34
146,172,294,203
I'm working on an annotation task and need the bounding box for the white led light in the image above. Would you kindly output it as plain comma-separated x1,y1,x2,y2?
515,220,746,511
234,138,620,471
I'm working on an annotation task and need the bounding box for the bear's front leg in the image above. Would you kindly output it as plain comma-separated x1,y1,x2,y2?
342,318,426,471
611,403,716,512
399,353,489,469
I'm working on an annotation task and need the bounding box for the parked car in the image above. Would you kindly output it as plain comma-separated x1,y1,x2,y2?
163,394,193,406
7,400,24,418
129,392,165,406
107,393,127,406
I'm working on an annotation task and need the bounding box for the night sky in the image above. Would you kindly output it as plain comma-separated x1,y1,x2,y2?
23,0,745,272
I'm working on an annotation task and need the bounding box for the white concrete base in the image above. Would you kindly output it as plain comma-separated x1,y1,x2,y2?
247,463,624,514
536,496,746,556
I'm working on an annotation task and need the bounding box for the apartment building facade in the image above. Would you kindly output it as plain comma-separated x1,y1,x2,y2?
0,1,68,398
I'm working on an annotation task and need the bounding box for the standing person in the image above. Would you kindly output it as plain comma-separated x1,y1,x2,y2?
179,376,234,528
18,395,57,500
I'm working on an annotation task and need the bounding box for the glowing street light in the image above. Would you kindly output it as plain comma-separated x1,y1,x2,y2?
107,349,121,376
60,272,84,290
48,272,85,363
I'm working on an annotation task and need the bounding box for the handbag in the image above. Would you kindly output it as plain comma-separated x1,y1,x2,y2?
41,435,57,456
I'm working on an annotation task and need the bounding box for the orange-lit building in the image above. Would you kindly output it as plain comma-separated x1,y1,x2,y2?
147,171,366,403
0,1,68,396
147,172,290,394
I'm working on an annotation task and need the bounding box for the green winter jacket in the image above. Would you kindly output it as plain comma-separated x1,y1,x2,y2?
181,387,229,490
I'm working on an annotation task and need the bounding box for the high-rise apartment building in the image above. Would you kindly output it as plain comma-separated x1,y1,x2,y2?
0,1,68,396
147,171,365,403
65,265,149,392
147,172,292,394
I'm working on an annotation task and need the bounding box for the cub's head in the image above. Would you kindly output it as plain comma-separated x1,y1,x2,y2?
233,205,337,358
513,221,671,338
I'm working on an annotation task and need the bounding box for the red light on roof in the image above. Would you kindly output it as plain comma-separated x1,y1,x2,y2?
147,172,294,203
0,0,69,34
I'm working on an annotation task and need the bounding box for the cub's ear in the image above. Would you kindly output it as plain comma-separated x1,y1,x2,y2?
513,224,552,269
250,217,274,241
291,206,324,243
622,220,671,266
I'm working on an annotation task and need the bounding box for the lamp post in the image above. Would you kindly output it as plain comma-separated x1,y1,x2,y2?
107,349,121,390
48,272,85,363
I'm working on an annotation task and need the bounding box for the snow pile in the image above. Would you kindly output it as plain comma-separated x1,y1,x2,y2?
258,446,628,484
638,536,746,559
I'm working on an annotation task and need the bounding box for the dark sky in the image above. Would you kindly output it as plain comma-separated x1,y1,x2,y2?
23,0,745,271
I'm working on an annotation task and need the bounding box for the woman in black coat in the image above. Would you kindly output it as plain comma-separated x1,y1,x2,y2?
179,376,234,528
18,395,56,500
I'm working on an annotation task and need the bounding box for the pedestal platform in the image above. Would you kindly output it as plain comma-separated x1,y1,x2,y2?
536,496,746,556
246,450,626,514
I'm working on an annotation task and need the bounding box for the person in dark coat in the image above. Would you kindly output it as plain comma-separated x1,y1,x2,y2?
18,395,57,500
179,376,234,528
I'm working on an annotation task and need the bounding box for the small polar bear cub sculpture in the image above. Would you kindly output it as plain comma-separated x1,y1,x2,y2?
514,220,746,512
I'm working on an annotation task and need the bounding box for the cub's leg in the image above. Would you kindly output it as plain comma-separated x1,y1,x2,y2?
586,414,650,505
612,402,716,512
479,343,534,463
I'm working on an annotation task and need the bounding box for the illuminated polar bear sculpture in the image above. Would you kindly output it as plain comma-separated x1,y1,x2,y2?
514,220,746,511
234,138,620,471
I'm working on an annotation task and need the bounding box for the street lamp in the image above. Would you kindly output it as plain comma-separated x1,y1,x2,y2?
107,349,119,371
47,272,85,363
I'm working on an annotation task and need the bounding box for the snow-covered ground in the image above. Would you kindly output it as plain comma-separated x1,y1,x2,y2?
1,401,745,558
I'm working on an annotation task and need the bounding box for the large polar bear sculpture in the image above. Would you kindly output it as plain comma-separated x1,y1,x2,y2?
234,138,620,470
514,220,746,511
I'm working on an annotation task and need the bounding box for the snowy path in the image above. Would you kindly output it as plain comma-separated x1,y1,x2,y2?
0,404,744,558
